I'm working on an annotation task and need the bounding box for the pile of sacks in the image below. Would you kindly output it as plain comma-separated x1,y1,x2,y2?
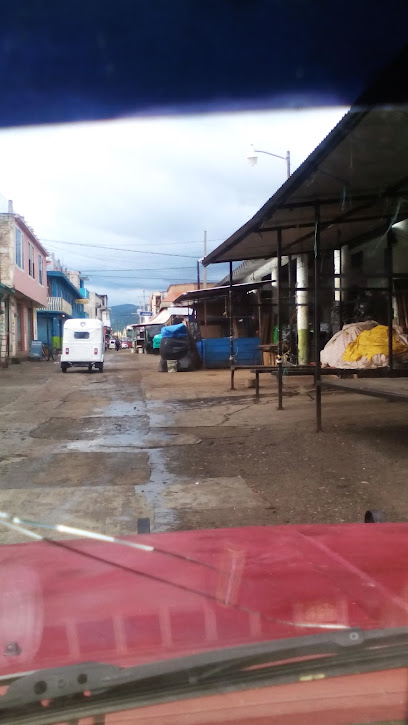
321,321,408,369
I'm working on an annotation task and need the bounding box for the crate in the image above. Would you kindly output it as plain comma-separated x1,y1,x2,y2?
262,350,276,366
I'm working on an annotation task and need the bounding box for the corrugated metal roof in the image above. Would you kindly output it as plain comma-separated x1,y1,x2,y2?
131,306,193,327
203,106,408,265
174,280,269,304
218,259,269,286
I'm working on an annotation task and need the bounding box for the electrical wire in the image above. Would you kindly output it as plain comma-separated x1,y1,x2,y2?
42,237,222,259
42,236,223,247
82,267,198,272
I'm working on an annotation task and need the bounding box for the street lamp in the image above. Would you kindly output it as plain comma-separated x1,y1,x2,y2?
247,144,291,179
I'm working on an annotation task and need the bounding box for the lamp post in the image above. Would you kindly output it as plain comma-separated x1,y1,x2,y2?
246,144,310,362
247,144,291,179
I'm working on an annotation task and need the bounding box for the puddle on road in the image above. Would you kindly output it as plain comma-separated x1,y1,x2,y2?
62,433,200,532
64,430,201,452
43,386,212,533
169,394,259,409
142,448,180,531
91,400,145,417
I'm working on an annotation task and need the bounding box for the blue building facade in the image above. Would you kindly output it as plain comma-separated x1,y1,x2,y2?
37,271,88,350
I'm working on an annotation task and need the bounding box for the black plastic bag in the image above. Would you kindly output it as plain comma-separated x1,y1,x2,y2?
160,336,190,360
177,354,194,372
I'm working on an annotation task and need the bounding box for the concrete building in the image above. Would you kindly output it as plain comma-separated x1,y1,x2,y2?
37,271,89,351
161,283,213,308
148,291,162,316
66,269,90,301
0,202,47,360
88,292,110,324
87,291,111,340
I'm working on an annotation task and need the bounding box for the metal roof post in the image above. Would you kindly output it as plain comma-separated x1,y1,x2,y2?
288,254,294,362
277,229,283,411
314,204,322,432
387,227,394,373
229,261,234,390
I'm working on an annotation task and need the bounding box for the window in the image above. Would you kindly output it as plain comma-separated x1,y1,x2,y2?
38,254,44,285
15,228,24,269
74,331,90,339
28,243,35,278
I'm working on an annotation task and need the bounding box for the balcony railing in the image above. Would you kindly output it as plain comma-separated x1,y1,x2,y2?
46,297,72,316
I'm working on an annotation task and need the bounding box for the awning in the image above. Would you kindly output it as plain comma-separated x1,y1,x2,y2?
0,282,15,295
131,306,193,328
203,107,408,265
174,281,269,304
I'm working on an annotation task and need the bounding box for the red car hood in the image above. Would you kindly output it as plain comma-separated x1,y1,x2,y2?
1,523,408,677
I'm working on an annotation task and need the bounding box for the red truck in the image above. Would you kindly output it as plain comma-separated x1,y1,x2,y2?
1,522,408,723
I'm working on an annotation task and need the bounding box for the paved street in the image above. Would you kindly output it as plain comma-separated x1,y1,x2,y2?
1,351,408,545
0,351,269,544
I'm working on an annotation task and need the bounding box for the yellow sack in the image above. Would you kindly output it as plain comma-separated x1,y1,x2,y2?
343,325,408,362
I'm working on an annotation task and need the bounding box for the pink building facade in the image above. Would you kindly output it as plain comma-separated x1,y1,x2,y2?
0,207,47,359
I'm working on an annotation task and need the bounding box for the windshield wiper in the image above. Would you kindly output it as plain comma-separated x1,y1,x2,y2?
2,627,408,725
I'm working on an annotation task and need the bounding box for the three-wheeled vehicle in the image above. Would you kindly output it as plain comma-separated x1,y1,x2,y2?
60,318,105,373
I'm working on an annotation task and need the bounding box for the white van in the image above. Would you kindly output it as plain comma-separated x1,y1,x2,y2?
61,319,105,373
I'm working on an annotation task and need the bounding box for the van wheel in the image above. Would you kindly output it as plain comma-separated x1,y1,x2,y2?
88,364,93,372
61,364,67,373
98,363,104,372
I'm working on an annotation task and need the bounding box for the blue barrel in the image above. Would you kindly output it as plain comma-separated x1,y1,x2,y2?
30,340,43,359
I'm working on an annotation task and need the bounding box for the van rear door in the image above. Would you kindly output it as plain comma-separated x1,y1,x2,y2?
63,329,93,361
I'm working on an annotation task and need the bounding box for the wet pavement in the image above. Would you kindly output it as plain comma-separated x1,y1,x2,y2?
2,349,408,543
0,351,262,543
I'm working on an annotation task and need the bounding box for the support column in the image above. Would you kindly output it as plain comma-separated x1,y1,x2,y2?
203,298,208,369
296,254,309,365
334,249,341,302
277,230,283,411
387,229,394,372
257,289,262,341
340,244,350,323
314,205,322,432
229,262,234,390
288,255,293,362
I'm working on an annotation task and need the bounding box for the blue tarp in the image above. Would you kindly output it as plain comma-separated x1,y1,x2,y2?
161,323,188,339
196,337,261,368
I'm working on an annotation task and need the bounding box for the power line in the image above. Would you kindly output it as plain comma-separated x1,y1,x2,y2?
42,236,223,247
82,267,197,272
49,242,195,259
91,276,202,281
42,237,223,258
86,273,197,278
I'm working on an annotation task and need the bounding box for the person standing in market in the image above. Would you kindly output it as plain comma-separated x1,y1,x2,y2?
115,338,120,351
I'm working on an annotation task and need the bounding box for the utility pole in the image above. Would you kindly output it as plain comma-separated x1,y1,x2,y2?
203,230,207,289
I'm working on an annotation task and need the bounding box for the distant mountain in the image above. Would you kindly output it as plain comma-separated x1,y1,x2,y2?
110,304,139,333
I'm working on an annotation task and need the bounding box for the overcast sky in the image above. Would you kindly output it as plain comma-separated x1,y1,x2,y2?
0,107,346,307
